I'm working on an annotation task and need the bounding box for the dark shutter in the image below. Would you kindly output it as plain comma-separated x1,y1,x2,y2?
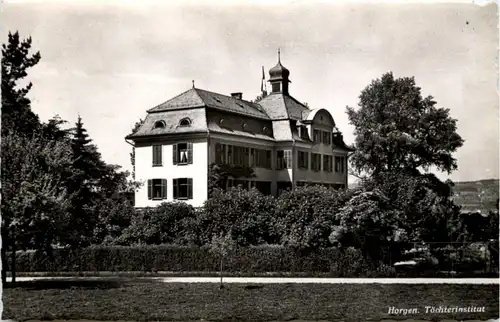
173,144,178,165
161,179,167,199
187,143,193,164
147,179,152,200
173,179,178,199
157,145,162,165
187,178,193,199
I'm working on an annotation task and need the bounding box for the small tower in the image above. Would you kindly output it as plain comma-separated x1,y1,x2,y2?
268,48,291,95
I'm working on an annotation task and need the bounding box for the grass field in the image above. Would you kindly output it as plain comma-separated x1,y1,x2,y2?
2,278,499,321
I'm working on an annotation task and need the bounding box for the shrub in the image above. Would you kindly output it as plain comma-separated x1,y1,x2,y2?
275,185,344,250
201,187,277,246
14,245,365,276
115,202,200,246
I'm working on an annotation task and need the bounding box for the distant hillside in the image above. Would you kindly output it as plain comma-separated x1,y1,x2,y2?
348,178,499,213
452,179,499,213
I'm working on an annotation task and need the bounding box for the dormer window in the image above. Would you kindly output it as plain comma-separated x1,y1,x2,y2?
179,118,191,127
154,120,166,129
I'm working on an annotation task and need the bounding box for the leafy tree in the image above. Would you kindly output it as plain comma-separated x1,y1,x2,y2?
41,115,70,141
209,232,236,289
116,202,199,246
275,185,347,250
1,131,73,283
202,187,276,246
346,72,464,176
208,163,256,197
1,31,41,137
129,118,144,179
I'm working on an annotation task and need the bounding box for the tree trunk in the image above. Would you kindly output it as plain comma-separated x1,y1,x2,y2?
219,255,224,289
1,235,7,285
11,228,16,283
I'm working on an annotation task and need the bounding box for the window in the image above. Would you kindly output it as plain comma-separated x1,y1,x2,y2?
221,144,227,164
254,148,272,169
147,179,167,200
152,145,162,166
173,143,193,165
313,129,321,144
298,151,309,170
215,143,223,164
154,120,166,129
249,148,254,167
227,145,233,164
323,155,333,172
276,150,292,170
323,131,331,145
234,146,247,166
335,156,341,173
173,178,193,200
179,118,191,127
256,181,272,195
311,153,321,172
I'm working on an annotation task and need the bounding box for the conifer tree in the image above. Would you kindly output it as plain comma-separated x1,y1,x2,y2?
1,31,41,136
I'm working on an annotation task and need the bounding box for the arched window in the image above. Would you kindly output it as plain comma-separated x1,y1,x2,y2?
242,122,248,130
219,118,225,126
262,126,269,135
179,118,191,127
154,120,166,129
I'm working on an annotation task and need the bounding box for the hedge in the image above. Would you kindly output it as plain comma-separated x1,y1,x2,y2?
12,245,381,277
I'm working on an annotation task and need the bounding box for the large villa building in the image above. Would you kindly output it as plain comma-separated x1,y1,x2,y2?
126,53,354,207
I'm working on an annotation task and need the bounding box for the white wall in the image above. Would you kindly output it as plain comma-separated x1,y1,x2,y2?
135,140,208,207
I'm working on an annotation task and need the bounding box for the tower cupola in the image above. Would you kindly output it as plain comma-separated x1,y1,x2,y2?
269,49,291,95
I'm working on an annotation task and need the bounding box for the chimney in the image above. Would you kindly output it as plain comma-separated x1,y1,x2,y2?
231,92,242,100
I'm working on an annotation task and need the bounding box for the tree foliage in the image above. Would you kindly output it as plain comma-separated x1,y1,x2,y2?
275,185,347,250
1,31,41,137
346,72,464,176
116,202,199,246
129,118,144,179
202,187,276,246
1,131,74,282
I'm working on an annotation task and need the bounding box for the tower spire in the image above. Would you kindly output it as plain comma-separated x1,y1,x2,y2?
278,48,281,63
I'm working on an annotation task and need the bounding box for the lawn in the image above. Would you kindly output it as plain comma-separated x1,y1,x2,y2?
3,279,499,321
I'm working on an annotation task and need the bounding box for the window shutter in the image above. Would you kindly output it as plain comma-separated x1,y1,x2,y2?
187,178,193,199
173,179,178,199
173,144,178,165
157,145,162,165
147,179,152,200
187,143,193,164
162,179,167,199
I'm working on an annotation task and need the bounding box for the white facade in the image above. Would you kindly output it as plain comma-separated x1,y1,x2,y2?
135,139,208,207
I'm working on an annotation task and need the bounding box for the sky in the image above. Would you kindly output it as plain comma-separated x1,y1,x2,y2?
2,0,498,183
